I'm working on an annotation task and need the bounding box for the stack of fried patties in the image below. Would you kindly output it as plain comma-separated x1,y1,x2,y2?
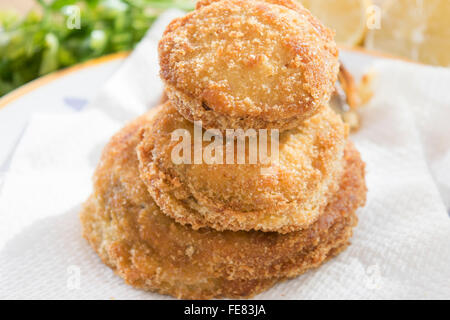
80,0,367,299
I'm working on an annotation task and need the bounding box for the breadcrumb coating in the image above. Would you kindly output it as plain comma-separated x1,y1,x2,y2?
137,102,348,233
159,0,339,131
80,107,366,299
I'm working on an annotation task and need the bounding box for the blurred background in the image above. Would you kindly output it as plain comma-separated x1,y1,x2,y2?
0,0,449,97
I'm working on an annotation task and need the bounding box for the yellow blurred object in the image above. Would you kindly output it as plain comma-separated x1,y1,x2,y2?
300,0,371,46
365,0,450,66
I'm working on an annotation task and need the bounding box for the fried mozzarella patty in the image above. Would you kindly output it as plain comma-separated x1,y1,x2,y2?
80,107,366,299
158,0,339,131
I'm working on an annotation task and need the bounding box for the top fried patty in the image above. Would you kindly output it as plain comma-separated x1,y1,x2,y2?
159,0,339,131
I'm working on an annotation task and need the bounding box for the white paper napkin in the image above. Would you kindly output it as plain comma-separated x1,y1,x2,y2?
1,10,449,300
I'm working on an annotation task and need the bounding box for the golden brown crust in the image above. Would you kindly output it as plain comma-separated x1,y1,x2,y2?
158,0,339,131
137,102,348,233
164,83,316,132
80,107,366,299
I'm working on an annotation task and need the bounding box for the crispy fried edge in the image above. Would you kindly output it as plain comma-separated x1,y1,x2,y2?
159,0,339,131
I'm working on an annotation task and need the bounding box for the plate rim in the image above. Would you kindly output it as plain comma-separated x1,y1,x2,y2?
0,47,420,110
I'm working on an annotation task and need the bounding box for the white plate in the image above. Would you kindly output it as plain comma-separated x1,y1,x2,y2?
0,48,406,172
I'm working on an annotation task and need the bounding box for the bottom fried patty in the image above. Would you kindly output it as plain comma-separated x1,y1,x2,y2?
80,107,366,299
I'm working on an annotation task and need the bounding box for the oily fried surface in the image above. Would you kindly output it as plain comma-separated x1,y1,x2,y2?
80,107,366,299
159,0,339,131
137,103,348,233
